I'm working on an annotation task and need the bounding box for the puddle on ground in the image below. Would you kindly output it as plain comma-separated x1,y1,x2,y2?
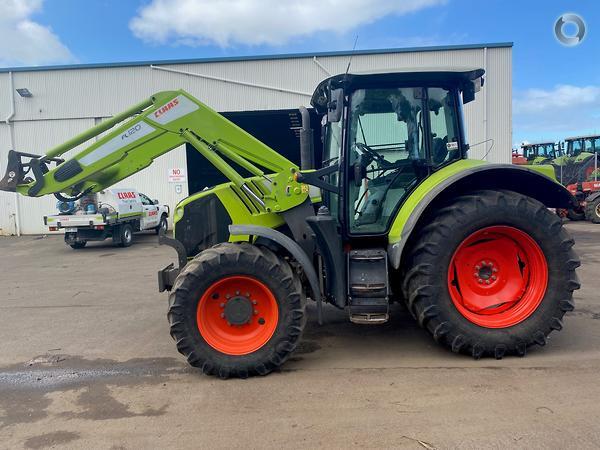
0,355,188,428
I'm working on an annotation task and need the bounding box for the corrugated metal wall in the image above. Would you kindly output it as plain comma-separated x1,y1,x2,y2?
0,46,511,234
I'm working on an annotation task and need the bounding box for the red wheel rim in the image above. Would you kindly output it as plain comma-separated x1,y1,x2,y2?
447,226,548,328
197,276,279,355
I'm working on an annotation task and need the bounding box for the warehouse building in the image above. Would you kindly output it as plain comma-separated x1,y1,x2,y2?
0,42,512,235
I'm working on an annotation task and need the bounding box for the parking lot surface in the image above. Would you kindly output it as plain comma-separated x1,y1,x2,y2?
1,222,599,449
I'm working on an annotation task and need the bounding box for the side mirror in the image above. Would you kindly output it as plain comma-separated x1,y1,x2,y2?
327,89,344,123
462,77,483,104
153,199,159,205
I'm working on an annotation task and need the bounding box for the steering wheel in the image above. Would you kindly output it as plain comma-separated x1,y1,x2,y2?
355,142,387,166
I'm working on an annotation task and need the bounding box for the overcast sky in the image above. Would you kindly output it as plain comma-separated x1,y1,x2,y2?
0,0,598,146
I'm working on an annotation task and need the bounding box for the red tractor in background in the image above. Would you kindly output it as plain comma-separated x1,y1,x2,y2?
565,179,600,223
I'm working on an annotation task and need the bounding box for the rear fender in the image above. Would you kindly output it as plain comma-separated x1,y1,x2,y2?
585,191,600,203
388,162,577,269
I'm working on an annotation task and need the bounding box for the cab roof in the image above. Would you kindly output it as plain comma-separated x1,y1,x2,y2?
565,134,600,141
311,67,485,112
521,141,555,147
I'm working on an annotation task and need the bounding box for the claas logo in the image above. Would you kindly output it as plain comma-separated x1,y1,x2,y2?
154,98,179,119
117,191,137,200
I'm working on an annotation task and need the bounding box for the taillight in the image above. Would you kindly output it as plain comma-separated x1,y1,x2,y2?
49,227,58,231
94,225,104,230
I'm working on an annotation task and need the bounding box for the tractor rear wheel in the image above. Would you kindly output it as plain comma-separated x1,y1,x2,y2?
168,242,306,378
584,196,600,223
403,190,580,359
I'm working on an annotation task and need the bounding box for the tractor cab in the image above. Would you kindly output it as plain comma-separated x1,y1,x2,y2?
310,68,482,238
564,134,600,161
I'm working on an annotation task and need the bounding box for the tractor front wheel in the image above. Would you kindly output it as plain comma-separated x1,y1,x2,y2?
403,190,580,359
168,242,306,378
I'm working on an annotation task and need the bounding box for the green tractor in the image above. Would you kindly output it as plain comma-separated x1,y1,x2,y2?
516,141,562,166
1,68,580,378
555,134,600,186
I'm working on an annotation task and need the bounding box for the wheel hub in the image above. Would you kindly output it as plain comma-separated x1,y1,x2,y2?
473,260,498,285
223,296,253,325
448,226,548,328
196,275,279,355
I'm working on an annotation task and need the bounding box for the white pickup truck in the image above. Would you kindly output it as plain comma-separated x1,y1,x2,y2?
44,188,169,249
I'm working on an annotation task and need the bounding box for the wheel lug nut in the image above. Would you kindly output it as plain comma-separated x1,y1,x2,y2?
252,300,257,305
473,272,478,278
478,278,483,284
245,292,250,297
485,280,490,285
492,268,498,273
475,265,481,270
235,290,240,295
219,303,225,308
491,275,497,281
225,294,231,299
220,313,225,318
254,310,258,315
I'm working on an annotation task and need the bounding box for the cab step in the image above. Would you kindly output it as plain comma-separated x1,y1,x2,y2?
347,249,389,324
349,312,389,324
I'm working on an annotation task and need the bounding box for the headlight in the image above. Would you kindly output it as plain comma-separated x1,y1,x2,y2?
175,207,184,219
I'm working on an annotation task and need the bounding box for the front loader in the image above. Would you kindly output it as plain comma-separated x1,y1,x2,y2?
1,68,580,378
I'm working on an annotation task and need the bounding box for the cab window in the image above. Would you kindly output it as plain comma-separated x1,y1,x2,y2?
139,194,152,205
322,118,342,219
347,87,425,234
428,87,461,167
346,86,460,235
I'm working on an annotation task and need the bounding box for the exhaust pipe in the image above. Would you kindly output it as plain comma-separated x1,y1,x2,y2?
299,106,314,170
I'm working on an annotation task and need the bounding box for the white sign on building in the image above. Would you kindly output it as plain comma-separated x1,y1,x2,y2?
168,167,187,183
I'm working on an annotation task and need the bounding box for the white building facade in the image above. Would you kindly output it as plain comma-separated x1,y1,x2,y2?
0,43,512,235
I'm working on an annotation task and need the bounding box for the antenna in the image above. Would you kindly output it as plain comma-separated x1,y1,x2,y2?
344,35,359,78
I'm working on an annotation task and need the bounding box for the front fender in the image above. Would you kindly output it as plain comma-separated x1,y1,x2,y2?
228,224,323,323
388,160,577,269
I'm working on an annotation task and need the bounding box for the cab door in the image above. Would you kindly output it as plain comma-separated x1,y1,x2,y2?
140,193,159,229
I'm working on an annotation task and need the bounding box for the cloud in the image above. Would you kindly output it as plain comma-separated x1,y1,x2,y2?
514,84,600,115
513,84,600,142
130,0,447,47
0,0,73,66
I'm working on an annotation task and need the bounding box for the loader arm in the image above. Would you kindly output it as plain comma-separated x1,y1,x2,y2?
0,90,309,213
